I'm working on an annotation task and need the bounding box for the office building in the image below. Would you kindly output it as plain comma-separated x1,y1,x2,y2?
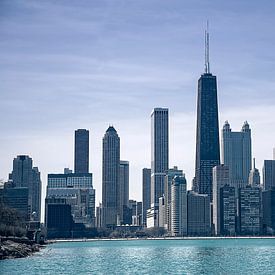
74,129,89,173
171,176,187,236
221,121,252,187
46,172,95,226
164,167,183,231
249,158,261,187
118,160,129,225
0,182,29,220
213,165,231,235
45,198,73,238
238,186,261,235
193,28,220,200
220,184,236,235
187,191,211,236
151,108,169,205
102,126,120,227
262,188,275,234
9,155,41,221
96,203,103,228
142,168,151,226
263,160,275,191
158,196,166,228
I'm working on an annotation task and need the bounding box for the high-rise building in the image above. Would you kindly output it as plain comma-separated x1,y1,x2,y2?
0,182,29,221
158,196,166,228
262,188,275,234
142,168,151,226
193,27,220,200
74,129,89,173
9,155,41,221
249,158,261,187
213,165,230,235
45,198,73,239
151,108,169,205
118,160,129,224
263,160,275,191
46,172,95,226
171,176,187,236
164,167,183,231
187,191,211,236
238,186,261,235
221,121,252,187
220,184,236,236
102,126,120,227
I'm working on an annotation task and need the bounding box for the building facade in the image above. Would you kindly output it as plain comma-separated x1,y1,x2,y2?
262,188,275,234
171,176,187,236
118,160,129,224
102,126,120,227
142,168,151,226
238,186,261,235
220,184,236,235
212,165,230,235
9,155,41,221
187,191,211,236
46,172,95,227
151,108,169,205
249,158,261,187
164,167,183,231
194,72,220,200
263,160,275,191
74,129,89,173
221,121,252,187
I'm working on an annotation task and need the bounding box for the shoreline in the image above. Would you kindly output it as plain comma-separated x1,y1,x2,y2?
51,236,275,243
0,238,46,260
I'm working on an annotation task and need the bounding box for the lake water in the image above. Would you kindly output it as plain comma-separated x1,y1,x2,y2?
1,239,275,274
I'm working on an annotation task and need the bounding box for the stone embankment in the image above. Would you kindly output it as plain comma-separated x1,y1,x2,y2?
0,238,42,260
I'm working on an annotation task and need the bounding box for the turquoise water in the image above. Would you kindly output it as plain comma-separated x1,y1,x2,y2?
1,239,275,274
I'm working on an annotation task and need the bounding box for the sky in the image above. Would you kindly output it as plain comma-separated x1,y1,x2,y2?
1,0,275,218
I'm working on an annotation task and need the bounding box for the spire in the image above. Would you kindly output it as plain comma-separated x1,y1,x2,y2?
253,157,256,169
204,21,210,73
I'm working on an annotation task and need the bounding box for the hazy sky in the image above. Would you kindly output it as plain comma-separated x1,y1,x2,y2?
1,0,275,214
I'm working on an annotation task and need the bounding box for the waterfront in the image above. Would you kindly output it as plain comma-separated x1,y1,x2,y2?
1,239,275,274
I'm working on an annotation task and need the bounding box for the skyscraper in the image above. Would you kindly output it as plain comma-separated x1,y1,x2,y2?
187,191,211,236
263,159,275,191
151,108,169,205
194,27,220,200
102,126,120,227
221,121,252,187
171,176,187,236
9,155,42,221
74,129,89,173
212,165,236,236
118,160,129,224
238,186,261,235
142,168,151,226
164,167,183,231
262,188,275,234
249,158,261,187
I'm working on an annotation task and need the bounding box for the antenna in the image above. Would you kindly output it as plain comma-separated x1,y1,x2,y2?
204,21,210,73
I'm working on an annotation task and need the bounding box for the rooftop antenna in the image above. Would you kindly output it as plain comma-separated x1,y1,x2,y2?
204,20,210,73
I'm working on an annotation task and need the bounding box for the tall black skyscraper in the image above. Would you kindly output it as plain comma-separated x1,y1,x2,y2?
102,126,120,227
193,25,220,200
74,129,89,173
151,108,169,205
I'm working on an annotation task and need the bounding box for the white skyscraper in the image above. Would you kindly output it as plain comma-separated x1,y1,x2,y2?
171,176,187,236
221,121,252,187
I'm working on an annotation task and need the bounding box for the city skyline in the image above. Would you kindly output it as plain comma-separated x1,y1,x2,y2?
1,0,275,217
